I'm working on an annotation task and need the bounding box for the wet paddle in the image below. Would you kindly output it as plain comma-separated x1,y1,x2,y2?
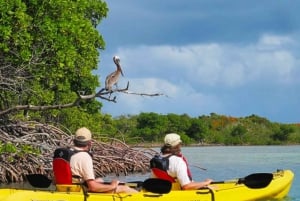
212,173,273,189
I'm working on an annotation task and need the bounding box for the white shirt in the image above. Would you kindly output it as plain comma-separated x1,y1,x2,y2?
166,155,191,186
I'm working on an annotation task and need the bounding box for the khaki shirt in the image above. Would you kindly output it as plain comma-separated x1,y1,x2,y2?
70,150,95,182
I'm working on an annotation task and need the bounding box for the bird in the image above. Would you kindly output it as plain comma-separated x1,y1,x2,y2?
105,56,124,91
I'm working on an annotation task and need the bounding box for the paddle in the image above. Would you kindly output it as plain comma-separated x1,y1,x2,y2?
26,174,143,189
141,173,272,193
142,178,172,194
212,173,273,189
26,174,143,188
26,174,172,194
190,164,207,171
26,174,52,188
27,172,272,193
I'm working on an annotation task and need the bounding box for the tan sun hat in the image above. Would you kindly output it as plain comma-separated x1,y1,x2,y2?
75,127,92,142
164,133,182,147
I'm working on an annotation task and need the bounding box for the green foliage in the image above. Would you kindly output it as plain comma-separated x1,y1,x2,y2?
20,144,41,154
134,112,169,141
112,113,300,145
288,124,300,143
1,0,108,125
227,124,247,145
271,124,295,144
165,113,191,134
55,107,105,135
0,142,40,157
0,142,17,153
186,118,208,143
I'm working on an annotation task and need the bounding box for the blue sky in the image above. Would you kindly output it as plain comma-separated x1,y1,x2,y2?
96,0,300,123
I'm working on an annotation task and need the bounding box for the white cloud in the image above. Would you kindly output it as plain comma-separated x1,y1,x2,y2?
258,34,294,47
114,34,297,89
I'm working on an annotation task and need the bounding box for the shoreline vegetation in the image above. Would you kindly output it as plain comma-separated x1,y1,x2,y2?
110,113,300,146
132,142,300,148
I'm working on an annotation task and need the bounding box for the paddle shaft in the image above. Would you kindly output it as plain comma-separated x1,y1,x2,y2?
26,174,142,189
190,164,207,171
103,181,141,188
211,180,237,184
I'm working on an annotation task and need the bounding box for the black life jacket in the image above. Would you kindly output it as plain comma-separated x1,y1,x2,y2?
150,154,172,171
150,154,193,182
150,154,176,182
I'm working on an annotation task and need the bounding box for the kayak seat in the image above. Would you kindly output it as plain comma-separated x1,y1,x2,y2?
53,154,83,192
151,168,176,183
53,148,77,185
53,148,88,195
53,158,73,185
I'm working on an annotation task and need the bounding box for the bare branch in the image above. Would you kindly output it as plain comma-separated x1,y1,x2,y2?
0,81,166,116
123,91,166,97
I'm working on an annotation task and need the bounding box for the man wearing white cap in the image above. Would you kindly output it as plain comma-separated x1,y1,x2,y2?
152,133,214,190
70,127,137,193
164,133,193,180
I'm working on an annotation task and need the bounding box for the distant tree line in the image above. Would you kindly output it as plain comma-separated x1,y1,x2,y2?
100,112,300,146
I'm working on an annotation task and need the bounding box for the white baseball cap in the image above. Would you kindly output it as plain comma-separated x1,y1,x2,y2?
164,133,182,147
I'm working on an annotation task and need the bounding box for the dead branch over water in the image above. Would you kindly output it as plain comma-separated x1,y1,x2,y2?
0,121,156,183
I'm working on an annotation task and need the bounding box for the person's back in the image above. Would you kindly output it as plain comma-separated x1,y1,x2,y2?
70,149,94,183
164,154,191,187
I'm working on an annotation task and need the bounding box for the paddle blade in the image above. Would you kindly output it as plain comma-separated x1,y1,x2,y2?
239,173,273,189
143,178,172,194
26,174,52,188
212,173,273,189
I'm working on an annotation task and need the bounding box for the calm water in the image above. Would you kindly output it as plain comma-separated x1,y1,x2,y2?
109,145,300,201
183,145,300,201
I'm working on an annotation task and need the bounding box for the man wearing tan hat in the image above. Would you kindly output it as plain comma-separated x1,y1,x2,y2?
70,127,137,193
151,133,214,190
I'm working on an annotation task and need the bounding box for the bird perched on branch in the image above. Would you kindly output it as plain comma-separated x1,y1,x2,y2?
105,56,124,91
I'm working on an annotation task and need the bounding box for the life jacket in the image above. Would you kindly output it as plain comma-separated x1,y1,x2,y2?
150,154,171,171
150,154,175,182
52,147,89,185
150,153,193,182
177,153,193,181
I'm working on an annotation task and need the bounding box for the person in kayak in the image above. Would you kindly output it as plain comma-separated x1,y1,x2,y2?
151,133,214,190
69,127,138,193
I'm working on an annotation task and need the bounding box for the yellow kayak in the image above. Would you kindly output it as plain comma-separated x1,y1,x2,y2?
0,169,294,201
